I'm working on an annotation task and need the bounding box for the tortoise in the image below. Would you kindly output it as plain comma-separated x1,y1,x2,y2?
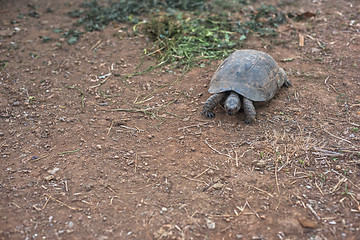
202,49,291,124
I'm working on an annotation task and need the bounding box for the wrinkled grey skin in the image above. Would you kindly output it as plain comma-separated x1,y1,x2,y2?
202,92,258,124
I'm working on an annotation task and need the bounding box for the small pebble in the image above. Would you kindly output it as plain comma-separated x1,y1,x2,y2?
96,145,102,150
206,219,215,229
212,182,224,190
68,221,74,228
298,217,318,228
356,193,360,201
161,207,168,212
48,167,59,175
44,175,54,181
13,101,20,106
253,159,267,168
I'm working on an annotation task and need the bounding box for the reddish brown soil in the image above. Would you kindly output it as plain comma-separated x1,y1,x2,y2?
1,0,359,239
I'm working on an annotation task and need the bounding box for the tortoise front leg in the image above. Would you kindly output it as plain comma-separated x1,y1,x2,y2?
202,93,226,119
243,97,256,124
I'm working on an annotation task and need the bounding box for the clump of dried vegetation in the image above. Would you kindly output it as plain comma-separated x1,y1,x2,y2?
65,0,287,71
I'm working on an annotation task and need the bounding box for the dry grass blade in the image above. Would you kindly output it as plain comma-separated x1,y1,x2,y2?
249,185,274,198
306,203,321,220
312,147,344,157
203,139,232,159
178,122,208,130
331,177,347,193
183,175,209,185
43,194,81,210
321,126,352,144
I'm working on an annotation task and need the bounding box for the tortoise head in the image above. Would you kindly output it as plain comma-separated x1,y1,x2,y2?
224,92,241,115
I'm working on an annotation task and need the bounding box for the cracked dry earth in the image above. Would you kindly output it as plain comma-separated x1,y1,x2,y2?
1,0,360,239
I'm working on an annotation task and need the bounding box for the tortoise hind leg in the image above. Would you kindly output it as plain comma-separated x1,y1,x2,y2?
202,93,226,119
243,97,256,124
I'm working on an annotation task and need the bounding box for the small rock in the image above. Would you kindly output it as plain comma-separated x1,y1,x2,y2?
356,193,360,201
67,221,74,228
13,101,20,106
179,136,185,140
183,117,190,122
207,169,215,175
298,217,318,228
236,234,243,239
147,135,154,139
253,159,267,168
48,167,59,175
212,182,224,190
161,207,168,212
44,175,54,181
206,219,215,229
96,145,102,150
84,184,93,192
33,204,42,211
0,132,4,137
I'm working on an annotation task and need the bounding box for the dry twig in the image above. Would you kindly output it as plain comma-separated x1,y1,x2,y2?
203,139,232,159
249,185,274,198
306,203,321,220
43,194,81,210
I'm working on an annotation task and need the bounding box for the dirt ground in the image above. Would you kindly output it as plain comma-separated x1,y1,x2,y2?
1,0,360,239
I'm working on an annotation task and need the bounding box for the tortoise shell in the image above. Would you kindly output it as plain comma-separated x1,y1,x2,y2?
208,49,288,102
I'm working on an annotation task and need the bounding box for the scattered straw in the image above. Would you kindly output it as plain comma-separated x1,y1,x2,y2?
194,167,210,179
107,121,114,135
321,126,352,144
331,177,347,193
324,76,337,93
183,175,208,185
249,185,274,198
275,158,280,193
331,169,359,190
203,139,232,159
43,193,81,211
314,180,324,196
58,149,80,155
306,203,321,220
244,201,260,219
178,122,208,130
190,210,198,218
91,40,102,50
